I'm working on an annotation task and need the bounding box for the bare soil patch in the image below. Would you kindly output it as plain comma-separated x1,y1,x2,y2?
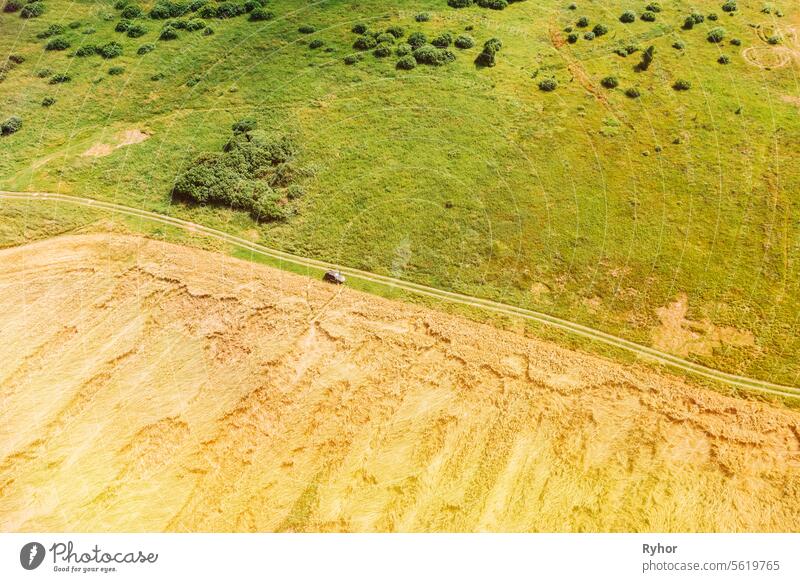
82,129,150,158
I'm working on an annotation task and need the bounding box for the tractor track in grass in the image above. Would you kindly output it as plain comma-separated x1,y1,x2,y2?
2,189,799,401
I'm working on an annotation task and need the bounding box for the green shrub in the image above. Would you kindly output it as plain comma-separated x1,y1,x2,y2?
767,35,781,45
376,32,395,45
309,39,324,49
137,43,156,54
298,24,315,34
45,37,71,51
475,37,502,67
619,11,635,23
592,23,608,36
576,16,589,28
215,2,243,18
248,8,272,21
673,78,691,90
396,55,416,69
35,68,53,77
114,0,130,8
121,4,143,18
42,96,55,107
600,75,618,88
374,43,392,57
37,24,66,39
8,54,24,64
448,0,472,7
353,35,377,50
407,32,427,49
68,20,81,28
185,18,205,30
413,44,456,66
395,43,412,56
1,115,22,135
386,25,404,38
127,23,147,37
718,55,730,64
637,45,655,70
672,40,685,49
641,11,656,22
624,86,640,98
645,3,661,12
351,23,368,34
415,12,430,22
74,44,97,56
722,1,737,12
431,33,453,48
49,73,71,84
682,17,694,30
115,19,132,32
343,53,361,64
477,0,507,9
232,118,257,134
150,1,189,19
583,31,595,40
707,13,718,21
20,1,44,18
707,27,725,43
538,78,557,92
160,25,179,40
202,26,214,35
730,38,741,46
108,66,125,75
99,41,123,58
567,33,578,43
454,35,475,49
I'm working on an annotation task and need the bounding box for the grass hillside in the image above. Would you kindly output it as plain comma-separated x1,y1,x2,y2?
1,0,799,385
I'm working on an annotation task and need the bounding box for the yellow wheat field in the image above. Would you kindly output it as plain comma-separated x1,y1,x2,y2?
0,234,798,532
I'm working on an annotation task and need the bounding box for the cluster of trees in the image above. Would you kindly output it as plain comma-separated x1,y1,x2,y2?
172,121,308,223
448,0,526,10
475,37,501,67
349,23,473,69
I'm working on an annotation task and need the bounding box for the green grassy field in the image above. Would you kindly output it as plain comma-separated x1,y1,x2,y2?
1,0,798,385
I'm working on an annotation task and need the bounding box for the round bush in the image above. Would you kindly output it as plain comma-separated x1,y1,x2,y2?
99,41,123,58
396,55,416,70
298,24,315,34
415,13,430,22
600,76,618,89
707,27,725,43
309,39,324,49
20,1,44,18
395,43,412,56
45,37,71,51
448,0,472,7
730,38,741,46
583,31,595,40
376,32,395,45
343,53,361,65
646,3,661,12
115,19,132,32
373,43,392,57
127,23,147,37
567,32,578,43
108,66,125,75
69,21,81,29
215,3,243,19
121,5,143,18
49,73,71,84
42,96,56,107
454,35,475,49
717,55,730,64
619,11,635,24
592,23,608,37
477,0,507,9
722,1,737,12
160,26,179,40
185,18,205,30
707,13,718,21
576,16,589,28
351,23,367,34
673,79,691,91
407,32,427,49
640,11,656,22
431,33,453,48
353,35,377,50
8,54,24,64
386,26,404,38
767,35,781,45
74,44,97,57
625,87,641,98
538,78,557,92
672,40,685,50
137,43,156,54
248,7,272,21
413,44,455,66
1,116,22,136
